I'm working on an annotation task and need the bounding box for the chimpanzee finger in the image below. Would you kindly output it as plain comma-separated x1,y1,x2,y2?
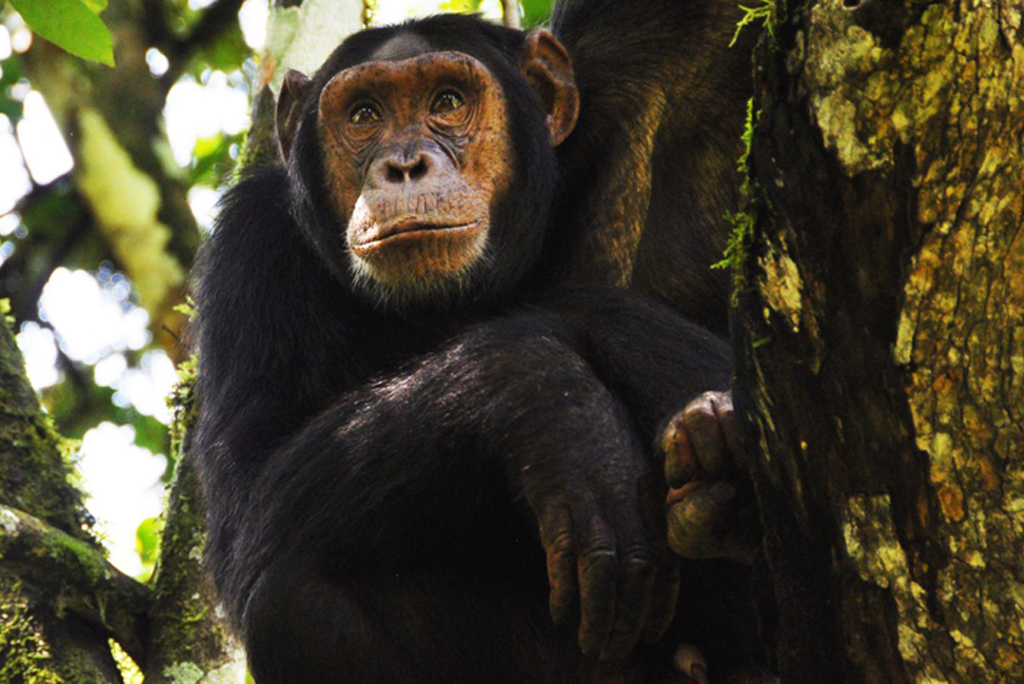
576,516,619,656
662,412,700,488
714,392,743,468
682,395,729,478
539,507,579,625
642,556,680,643
600,547,656,661
666,480,737,559
636,469,678,645
684,393,741,479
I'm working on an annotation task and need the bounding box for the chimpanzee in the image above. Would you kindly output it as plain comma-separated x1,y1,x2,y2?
192,1,767,682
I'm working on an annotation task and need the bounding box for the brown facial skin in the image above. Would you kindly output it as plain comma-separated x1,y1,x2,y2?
318,51,512,296
276,30,579,304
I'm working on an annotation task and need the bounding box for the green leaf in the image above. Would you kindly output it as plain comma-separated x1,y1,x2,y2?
441,0,483,12
188,132,244,187
9,0,115,66
135,517,164,565
0,56,24,123
199,26,248,73
521,0,554,27
80,0,108,12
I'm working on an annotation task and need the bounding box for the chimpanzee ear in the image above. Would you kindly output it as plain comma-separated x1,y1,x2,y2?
519,30,579,147
276,69,314,165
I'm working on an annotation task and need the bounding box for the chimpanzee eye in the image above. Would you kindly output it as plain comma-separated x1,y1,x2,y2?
349,103,382,125
431,90,465,114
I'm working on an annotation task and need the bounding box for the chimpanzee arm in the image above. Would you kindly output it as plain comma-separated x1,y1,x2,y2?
531,286,761,563
532,286,733,443
215,317,680,681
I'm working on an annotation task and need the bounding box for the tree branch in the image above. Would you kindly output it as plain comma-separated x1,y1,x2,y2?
141,0,173,52
0,504,152,665
502,0,521,29
164,0,247,86
1,186,93,327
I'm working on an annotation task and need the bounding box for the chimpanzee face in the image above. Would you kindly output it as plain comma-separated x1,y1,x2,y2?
318,50,512,294
277,29,579,307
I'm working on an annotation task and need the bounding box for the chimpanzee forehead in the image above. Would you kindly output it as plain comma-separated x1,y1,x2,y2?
321,51,494,103
369,33,434,62
317,15,517,85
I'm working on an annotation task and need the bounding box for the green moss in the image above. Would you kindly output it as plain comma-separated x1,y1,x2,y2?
161,661,204,683
173,297,197,321
169,354,198,467
730,0,784,48
1,298,13,327
363,0,378,27
713,97,763,305
181,606,209,624
0,319,94,541
39,531,105,588
0,577,64,684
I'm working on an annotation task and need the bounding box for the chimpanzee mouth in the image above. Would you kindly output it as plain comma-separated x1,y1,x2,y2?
353,219,485,254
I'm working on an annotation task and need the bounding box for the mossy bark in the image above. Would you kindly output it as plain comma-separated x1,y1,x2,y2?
143,360,246,684
0,313,124,681
732,1,1024,682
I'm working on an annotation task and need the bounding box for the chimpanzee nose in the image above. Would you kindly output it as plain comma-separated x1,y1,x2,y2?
382,151,431,184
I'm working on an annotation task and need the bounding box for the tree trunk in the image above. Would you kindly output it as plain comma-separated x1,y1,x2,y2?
142,368,247,683
732,1,1024,682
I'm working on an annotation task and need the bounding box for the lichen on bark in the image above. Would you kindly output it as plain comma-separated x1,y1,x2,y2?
842,494,949,680
261,0,364,93
801,0,1024,679
758,234,804,334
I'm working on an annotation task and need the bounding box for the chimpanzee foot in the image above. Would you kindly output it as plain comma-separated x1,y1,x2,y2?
662,391,759,564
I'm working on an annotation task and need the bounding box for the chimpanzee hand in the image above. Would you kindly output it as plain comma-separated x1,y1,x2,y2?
663,391,760,564
516,428,677,662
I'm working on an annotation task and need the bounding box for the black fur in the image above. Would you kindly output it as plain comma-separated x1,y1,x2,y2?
194,4,764,683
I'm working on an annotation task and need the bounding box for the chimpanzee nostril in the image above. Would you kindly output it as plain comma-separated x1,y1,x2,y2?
383,153,430,184
385,163,405,184
408,156,429,181
385,164,403,184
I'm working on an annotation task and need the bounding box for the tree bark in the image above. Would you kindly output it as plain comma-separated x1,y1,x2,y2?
142,361,247,683
732,2,1024,682
503,0,522,29
0,307,129,681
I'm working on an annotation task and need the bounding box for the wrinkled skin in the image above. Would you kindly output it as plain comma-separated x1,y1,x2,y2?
665,392,759,565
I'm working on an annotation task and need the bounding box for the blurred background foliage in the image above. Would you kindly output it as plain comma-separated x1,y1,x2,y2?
0,0,554,581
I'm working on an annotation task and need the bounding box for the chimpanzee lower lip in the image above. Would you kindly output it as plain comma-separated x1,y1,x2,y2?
355,220,484,251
